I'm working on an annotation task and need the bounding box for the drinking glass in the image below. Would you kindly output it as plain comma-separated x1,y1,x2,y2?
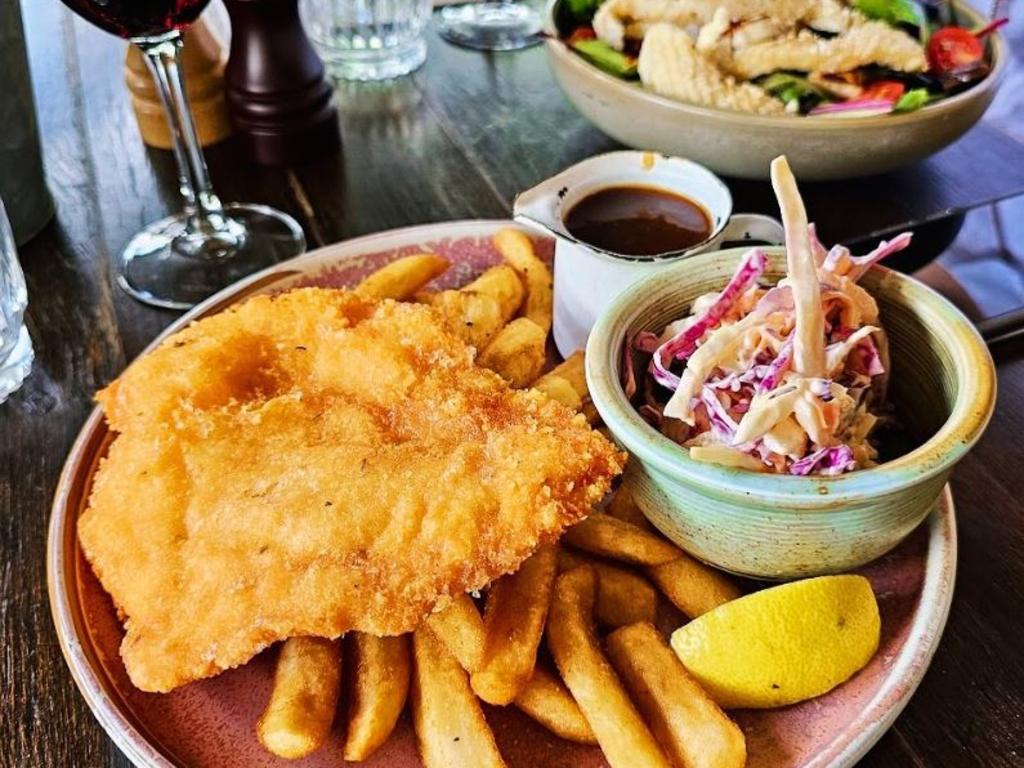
56,0,306,310
0,199,33,404
302,0,433,81
435,0,542,51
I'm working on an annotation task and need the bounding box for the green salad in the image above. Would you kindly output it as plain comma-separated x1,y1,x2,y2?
558,0,1004,116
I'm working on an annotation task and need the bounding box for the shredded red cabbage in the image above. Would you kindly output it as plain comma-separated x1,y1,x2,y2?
701,385,739,437
757,337,793,393
790,445,856,476
650,248,768,387
822,244,851,273
839,233,913,281
622,331,662,398
624,221,900,476
854,337,885,377
754,285,794,316
809,99,895,115
633,331,660,353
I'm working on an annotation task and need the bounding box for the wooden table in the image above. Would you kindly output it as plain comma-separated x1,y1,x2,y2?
3,4,1024,766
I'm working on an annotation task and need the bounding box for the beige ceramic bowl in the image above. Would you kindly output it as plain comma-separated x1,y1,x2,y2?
586,247,996,579
544,0,1005,180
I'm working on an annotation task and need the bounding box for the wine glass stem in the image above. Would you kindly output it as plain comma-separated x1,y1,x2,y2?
135,33,230,236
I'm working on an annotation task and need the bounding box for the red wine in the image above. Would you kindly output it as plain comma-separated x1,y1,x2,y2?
60,0,210,39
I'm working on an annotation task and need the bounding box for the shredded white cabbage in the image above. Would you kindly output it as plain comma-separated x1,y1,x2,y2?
629,154,906,475
689,445,766,471
664,313,762,422
771,156,826,378
825,325,880,375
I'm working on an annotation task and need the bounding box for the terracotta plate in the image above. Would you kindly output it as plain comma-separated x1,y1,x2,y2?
48,220,957,768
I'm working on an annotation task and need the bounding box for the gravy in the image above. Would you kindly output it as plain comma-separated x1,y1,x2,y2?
564,185,712,256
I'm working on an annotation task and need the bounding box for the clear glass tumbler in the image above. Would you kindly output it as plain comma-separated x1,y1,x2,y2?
0,198,33,404
301,0,433,81
435,0,542,51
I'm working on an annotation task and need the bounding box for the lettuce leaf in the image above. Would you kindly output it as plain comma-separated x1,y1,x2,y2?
854,0,925,29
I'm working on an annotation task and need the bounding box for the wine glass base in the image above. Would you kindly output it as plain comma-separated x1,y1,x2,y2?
436,2,543,51
0,326,33,404
118,203,306,310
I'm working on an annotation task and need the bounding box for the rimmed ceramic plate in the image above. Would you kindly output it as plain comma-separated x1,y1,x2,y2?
49,220,956,768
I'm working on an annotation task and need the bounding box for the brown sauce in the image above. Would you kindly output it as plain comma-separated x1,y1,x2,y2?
564,185,712,256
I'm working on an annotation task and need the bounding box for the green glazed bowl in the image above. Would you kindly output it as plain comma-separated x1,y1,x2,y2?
586,248,996,579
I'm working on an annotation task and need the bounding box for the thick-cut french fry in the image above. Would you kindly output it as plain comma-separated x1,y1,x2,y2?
647,554,742,618
494,228,553,334
533,350,602,422
605,469,654,532
606,489,650,530
418,289,505,349
547,566,671,768
558,549,658,628
355,253,449,300
464,264,525,322
563,514,681,566
514,666,597,745
541,350,586,397
566,514,741,615
471,546,558,705
477,318,548,388
257,637,342,759
605,623,747,768
424,593,486,672
343,633,411,762
532,374,583,410
412,627,507,768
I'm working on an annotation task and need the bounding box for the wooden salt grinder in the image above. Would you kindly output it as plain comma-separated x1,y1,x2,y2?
222,0,340,166
125,18,233,150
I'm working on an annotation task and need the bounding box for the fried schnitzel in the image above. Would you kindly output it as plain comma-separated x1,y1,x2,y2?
80,288,623,693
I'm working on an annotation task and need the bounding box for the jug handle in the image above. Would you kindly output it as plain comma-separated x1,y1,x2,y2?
716,214,785,246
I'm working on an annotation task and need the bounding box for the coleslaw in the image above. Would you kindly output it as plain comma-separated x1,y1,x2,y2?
622,155,909,475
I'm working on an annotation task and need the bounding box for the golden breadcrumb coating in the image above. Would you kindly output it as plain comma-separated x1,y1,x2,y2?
81,288,623,692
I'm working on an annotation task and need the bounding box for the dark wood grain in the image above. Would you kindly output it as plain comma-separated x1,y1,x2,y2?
2,4,1023,767
290,75,510,245
2,5,130,768
412,34,1024,247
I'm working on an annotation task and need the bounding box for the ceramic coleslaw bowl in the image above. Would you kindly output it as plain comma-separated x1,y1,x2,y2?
544,0,1006,181
586,247,995,579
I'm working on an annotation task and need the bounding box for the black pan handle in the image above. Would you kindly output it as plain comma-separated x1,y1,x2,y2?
977,307,1024,347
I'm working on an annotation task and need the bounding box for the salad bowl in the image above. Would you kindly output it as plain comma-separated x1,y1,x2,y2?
543,0,1006,181
586,247,995,579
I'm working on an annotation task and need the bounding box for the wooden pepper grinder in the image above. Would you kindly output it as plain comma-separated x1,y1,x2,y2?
222,0,340,166
125,18,233,149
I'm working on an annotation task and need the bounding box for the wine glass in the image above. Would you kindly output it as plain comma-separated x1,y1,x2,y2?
435,1,542,51
57,0,306,310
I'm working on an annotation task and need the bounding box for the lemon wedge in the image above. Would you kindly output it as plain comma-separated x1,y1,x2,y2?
670,575,880,709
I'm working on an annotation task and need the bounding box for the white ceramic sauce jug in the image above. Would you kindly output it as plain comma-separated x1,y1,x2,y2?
514,151,784,357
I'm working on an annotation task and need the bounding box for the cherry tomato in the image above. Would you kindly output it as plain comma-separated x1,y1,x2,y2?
862,80,906,102
567,26,596,45
927,27,984,73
